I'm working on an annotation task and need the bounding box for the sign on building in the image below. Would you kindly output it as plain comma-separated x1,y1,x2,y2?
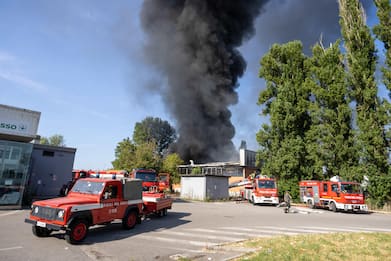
0,104,40,142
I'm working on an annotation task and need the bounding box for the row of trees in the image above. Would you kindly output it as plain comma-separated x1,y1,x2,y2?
111,117,183,184
39,134,66,147
256,0,391,207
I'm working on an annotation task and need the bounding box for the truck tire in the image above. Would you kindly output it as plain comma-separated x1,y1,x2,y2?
65,219,89,244
157,208,168,217
32,226,52,237
329,202,337,212
122,210,137,229
307,199,315,209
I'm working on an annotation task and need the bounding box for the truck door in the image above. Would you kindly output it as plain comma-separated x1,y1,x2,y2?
330,183,340,199
312,186,320,204
99,184,119,222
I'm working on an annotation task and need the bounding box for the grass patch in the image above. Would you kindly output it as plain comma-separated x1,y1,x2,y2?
230,232,391,261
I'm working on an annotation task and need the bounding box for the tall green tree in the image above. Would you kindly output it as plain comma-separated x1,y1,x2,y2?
161,153,184,185
132,141,162,170
304,41,356,180
40,134,65,147
372,0,391,207
112,138,136,170
133,117,176,155
339,0,389,189
257,41,311,198
374,0,391,96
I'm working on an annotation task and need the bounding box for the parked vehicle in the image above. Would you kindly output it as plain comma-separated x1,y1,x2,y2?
243,176,279,205
25,177,172,244
158,172,171,192
299,178,368,213
129,168,159,191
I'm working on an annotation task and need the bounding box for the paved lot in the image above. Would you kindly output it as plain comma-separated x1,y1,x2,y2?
1,200,390,260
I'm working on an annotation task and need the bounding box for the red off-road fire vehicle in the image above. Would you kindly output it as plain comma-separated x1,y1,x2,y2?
25,177,172,244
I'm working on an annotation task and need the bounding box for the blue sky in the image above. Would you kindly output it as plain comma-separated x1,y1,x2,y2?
0,1,381,170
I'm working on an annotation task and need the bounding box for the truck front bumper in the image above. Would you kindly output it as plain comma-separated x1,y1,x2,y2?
253,196,279,205
336,203,368,212
24,218,65,231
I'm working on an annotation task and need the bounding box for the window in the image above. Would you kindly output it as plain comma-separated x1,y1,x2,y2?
323,184,328,192
10,148,21,160
258,180,276,189
42,150,54,157
103,185,118,199
331,184,338,192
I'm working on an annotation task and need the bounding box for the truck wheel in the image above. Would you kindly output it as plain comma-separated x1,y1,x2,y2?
122,210,137,229
32,226,52,237
307,199,314,209
329,202,337,212
157,208,167,217
65,220,88,244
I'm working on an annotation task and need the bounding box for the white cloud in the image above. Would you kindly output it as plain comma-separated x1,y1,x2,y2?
0,50,48,92
0,70,48,92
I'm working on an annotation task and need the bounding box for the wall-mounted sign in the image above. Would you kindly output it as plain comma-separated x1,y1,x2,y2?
0,104,41,138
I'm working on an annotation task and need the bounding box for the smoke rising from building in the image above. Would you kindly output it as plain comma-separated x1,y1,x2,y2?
140,0,267,163
138,0,374,164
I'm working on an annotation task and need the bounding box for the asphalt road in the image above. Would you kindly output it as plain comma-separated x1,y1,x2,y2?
1,200,390,261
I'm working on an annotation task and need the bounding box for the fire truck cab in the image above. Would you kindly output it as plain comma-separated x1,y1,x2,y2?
299,179,368,212
129,169,159,191
243,176,279,205
158,173,171,192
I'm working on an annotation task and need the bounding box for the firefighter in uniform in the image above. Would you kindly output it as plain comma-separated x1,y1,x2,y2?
284,191,292,213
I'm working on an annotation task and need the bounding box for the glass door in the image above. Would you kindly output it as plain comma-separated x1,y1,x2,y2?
0,140,33,208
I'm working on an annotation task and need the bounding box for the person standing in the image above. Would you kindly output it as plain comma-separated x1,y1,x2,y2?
284,191,292,213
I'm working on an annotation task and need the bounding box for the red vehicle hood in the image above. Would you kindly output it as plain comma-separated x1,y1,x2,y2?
33,195,99,208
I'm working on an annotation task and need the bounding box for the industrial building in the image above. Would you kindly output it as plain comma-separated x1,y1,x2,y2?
0,104,76,209
178,145,258,200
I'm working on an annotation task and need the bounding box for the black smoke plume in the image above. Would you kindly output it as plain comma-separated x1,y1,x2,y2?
140,0,267,163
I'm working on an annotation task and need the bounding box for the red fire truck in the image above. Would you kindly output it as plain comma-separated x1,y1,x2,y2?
299,179,368,212
89,169,128,179
243,176,279,205
129,169,159,191
25,177,172,244
158,173,171,192
60,169,92,196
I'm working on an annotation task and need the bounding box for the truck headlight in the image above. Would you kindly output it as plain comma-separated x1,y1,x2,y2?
33,206,39,214
57,210,65,219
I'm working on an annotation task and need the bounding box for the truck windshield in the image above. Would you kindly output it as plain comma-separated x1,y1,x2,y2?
71,180,105,195
135,172,157,181
340,183,362,194
258,180,276,189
